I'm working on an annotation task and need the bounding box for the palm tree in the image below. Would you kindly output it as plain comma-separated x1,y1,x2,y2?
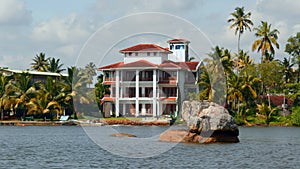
8,72,37,118
84,62,97,88
252,21,280,62
0,73,12,120
281,57,294,83
241,72,261,102
256,103,278,125
61,67,90,119
227,73,243,112
234,50,253,71
31,53,49,72
228,6,253,52
197,66,212,101
26,90,61,120
48,57,65,73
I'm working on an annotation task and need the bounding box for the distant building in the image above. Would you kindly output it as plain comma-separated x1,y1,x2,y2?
0,69,67,83
97,39,202,117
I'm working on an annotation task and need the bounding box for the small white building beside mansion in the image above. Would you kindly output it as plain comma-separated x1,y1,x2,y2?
98,39,202,117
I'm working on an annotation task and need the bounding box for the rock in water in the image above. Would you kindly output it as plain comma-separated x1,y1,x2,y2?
160,100,239,143
111,133,136,137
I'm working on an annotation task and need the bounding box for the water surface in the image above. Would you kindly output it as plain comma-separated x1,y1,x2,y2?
0,126,299,169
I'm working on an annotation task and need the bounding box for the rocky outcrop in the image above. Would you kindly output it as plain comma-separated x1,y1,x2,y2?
159,100,239,143
111,133,137,137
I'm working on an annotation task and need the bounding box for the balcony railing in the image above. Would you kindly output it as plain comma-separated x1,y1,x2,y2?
105,77,115,81
158,77,177,84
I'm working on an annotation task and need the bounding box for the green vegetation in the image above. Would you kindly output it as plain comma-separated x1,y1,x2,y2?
0,52,103,121
197,6,300,126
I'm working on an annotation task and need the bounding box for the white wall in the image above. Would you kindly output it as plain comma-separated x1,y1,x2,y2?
124,52,169,64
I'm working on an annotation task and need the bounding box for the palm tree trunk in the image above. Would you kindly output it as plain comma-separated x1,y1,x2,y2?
238,32,241,52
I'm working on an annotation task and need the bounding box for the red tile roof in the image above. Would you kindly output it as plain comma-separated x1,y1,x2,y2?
184,62,200,71
118,60,158,68
159,61,182,68
98,60,200,71
120,44,172,53
97,62,124,70
167,39,190,43
159,61,199,71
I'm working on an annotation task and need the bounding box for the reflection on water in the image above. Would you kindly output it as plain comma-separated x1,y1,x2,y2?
0,126,299,169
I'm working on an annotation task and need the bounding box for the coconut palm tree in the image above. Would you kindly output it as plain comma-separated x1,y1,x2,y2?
0,73,12,120
252,21,280,62
281,57,294,83
197,66,212,101
228,6,253,52
234,50,253,71
8,72,37,118
84,62,97,88
26,90,61,120
60,67,90,119
241,72,261,102
31,53,49,72
48,57,65,73
227,73,243,112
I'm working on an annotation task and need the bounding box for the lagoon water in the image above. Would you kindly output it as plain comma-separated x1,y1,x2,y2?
0,126,299,169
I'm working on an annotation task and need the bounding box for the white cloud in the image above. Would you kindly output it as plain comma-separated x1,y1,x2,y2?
292,25,300,35
0,0,32,25
256,0,300,21
31,13,91,45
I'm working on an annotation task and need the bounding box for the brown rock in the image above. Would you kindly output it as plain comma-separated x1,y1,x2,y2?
111,133,137,137
159,129,239,144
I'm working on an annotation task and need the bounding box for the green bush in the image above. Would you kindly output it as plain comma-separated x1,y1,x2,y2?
291,107,300,126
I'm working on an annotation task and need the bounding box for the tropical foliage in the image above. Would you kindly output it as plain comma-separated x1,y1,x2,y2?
196,6,300,126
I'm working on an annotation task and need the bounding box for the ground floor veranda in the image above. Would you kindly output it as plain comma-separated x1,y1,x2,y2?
103,101,178,118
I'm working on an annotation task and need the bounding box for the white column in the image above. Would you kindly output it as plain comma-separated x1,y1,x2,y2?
135,70,139,117
120,70,123,98
115,70,120,117
142,104,146,116
152,69,157,117
142,87,145,97
123,104,126,116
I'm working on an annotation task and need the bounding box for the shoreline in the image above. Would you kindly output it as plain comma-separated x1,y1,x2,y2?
0,119,171,126
0,120,297,127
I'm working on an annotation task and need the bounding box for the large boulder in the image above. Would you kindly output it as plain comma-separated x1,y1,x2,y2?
160,100,239,143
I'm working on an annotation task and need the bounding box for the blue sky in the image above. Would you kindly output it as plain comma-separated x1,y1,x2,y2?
0,0,299,70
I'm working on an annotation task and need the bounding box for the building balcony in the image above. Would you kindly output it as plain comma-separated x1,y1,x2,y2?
103,77,116,85
158,77,177,84
159,97,177,102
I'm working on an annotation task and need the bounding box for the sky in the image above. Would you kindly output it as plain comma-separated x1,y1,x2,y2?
0,0,299,70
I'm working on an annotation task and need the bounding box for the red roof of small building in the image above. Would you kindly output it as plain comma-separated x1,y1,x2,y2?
120,44,172,53
167,38,190,43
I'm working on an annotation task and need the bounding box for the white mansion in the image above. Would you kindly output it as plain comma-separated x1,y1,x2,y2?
98,39,201,117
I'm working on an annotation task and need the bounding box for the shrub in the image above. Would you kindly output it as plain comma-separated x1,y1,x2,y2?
291,107,300,126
